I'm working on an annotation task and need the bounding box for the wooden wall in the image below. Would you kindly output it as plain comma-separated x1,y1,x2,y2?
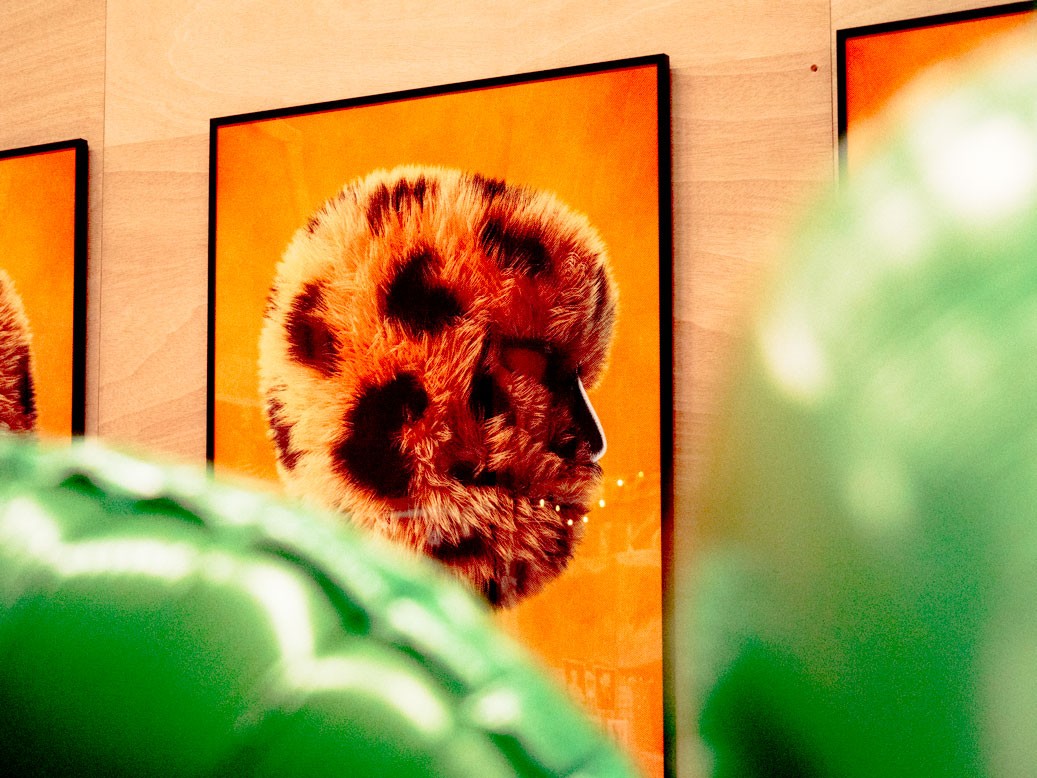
0,0,1013,774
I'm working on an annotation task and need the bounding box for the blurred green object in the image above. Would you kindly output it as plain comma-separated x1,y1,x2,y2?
0,436,635,777
695,43,1037,778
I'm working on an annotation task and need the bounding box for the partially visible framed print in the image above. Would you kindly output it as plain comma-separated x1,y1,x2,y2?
838,2,1036,172
0,139,88,437
209,56,672,775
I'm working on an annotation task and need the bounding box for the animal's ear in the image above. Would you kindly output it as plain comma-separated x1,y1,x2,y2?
0,270,37,433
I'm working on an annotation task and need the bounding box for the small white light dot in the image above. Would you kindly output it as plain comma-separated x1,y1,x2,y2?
554,504,561,512
598,499,606,509
582,516,589,524
538,498,545,507
567,518,574,526
616,479,624,487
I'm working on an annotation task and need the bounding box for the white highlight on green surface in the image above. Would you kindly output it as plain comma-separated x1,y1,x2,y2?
918,111,1037,223
247,565,452,736
472,686,522,727
864,186,931,263
0,498,196,582
244,564,316,660
760,315,830,403
844,456,916,536
0,495,452,738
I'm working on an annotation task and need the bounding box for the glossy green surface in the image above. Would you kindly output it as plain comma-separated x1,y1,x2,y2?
695,44,1037,778
0,437,636,777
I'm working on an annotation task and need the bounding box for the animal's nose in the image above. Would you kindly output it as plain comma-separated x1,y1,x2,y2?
571,375,606,462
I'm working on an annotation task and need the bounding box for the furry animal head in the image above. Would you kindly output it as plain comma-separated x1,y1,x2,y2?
0,270,36,433
259,166,617,606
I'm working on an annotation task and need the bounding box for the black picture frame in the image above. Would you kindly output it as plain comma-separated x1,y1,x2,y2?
208,56,673,776
0,138,88,436
837,1,1036,172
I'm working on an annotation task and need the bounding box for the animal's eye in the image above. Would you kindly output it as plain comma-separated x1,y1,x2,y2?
501,345,549,382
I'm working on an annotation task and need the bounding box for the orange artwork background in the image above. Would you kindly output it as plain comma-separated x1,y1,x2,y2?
843,5,1035,171
212,63,666,774
0,146,80,438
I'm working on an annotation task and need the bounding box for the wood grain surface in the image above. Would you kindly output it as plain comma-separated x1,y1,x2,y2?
0,0,105,433
833,0,1019,29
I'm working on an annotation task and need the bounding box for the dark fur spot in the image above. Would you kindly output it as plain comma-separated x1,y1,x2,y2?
413,177,430,206
391,180,410,212
473,469,499,487
265,395,299,470
382,248,463,336
509,561,529,589
483,578,503,607
263,286,278,316
469,342,522,426
428,534,487,563
469,370,498,420
448,461,498,487
16,347,35,420
391,176,433,212
334,373,428,498
551,527,574,559
539,350,570,395
470,173,508,201
286,283,339,376
492,470,517,492
366,184,392,236
479,218,550,276
549,435,579,460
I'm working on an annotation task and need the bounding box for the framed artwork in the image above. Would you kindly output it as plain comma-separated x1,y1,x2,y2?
209,55,672,775
838,1,1035,172
0,139,88,437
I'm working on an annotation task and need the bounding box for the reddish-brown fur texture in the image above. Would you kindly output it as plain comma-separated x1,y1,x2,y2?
0,270,36,433
260,166,617,606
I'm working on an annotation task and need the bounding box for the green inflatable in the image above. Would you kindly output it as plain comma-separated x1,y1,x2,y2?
695,43,1037,777
0,435,635,777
